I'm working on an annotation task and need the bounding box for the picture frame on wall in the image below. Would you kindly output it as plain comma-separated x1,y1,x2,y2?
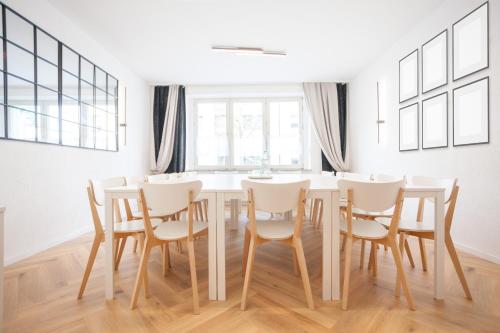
422,30,448,94
399,49,418,103
399,102,419,151
453,77,489,146
422,92,448,149
452,2,489,81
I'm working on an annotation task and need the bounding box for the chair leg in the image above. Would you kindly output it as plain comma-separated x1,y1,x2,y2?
130,240,152,309
389,238,415,310
370,241,377,277
115,237,127,270
138,234,144,253
242,228,250,276
316,200,323,229
292,249,299,276
359,239,366,270
77,234,101,299
162,242,170,277
341,236,353,310
187,240,200,314
341,234,347,252
404,239,416,268
241,238,257,310
294,238,314,309
133,238,138,254
418,237,428,272
177,240,183,254
445,234,472,299
311,200,319,228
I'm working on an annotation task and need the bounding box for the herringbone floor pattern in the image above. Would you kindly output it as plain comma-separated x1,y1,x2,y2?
3,213,500,332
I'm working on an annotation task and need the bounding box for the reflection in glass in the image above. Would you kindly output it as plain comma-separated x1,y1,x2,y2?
81,80,94,105
8,107,35,140
81,58,94,83
96,129,106,149
37,59,58,91
95,109,107,130
37,114,59,144
62,46,78,75
0,107,4,137
269,101,301,166
196,102,228,166
61,120,79,146
62,71,79,100
62,97,79,123
233,102,264,166
95,88,106,110
36,29,58,64
95,68,106,92
81,103,94,126
6,9,34,52
7,43,34,81
108,76,117,96
7,75,35,112
107,113,116,132
0,71,4,104
81,125,94,148
37,86,59,117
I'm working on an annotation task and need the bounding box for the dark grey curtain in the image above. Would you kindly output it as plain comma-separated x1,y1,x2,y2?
152,85,186,173
321,83,347,173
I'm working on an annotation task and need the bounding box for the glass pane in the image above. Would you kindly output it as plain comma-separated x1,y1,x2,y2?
7,43,34,81
107,96,116,114
108,76,117,96
7,75,35,111
62,97,79,123
8,107,35,140
62,46,78,75
81,80,93,105
80,125,94,148
37,58,58,90
95,87,106,110
96,128,106,149
107,131,116,151
0,72,4,104
95,109,107,130
61,120,79,146
269,101,301,166
37,113,59,144
36,29,57,64
196,102,227,166
0,106,5,137
95,67,106,92
80,58,93,83
233,101,263,166
0,8,3,37
62,71,78,100
37,86,59,117
6,9,33,52
81,103,94,126
107,113,116,132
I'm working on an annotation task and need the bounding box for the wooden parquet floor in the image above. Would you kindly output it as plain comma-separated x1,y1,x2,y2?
3,214,500,333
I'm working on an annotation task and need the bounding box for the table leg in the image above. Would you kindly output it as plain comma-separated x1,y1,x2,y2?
321,192,332,300
217,193,227,300
434,191,445,300
331,190,340,300
105,195,114,300
207,192,217,300
230,199,239,230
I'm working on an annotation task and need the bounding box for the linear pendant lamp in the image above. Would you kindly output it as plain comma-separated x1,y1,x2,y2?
211,46,286,57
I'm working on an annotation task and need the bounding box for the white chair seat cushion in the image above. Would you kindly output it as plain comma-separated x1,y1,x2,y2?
114,218,162,233
153,220,208,241
254,220,295,240
376,217,435,232
340,218,388,239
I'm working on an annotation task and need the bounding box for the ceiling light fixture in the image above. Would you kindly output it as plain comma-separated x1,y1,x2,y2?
211,46,286,57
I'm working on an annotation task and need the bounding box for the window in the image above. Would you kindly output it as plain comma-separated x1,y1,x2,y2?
194,98,304,170
0,4,118,151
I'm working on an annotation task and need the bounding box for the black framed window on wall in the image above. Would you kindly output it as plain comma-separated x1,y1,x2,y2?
0,4,119,151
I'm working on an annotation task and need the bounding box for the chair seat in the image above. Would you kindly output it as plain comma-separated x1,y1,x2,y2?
340,218,388,239
153,220,208,241
253,220,295,240
132,210,171,219
376,217,435,232
114,218,162,233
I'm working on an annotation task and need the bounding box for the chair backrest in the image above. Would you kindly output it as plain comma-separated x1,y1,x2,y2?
241,179,310,214
146,173,169,183
89,177,126,206
125,176,146,185
338,178,405,213
410,176,457,204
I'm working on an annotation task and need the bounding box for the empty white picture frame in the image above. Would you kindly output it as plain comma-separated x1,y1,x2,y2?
453,2,489,81
399,49,418,103
422,92,448,149
399,102,419,151
422,30,448,94
453,77,489,146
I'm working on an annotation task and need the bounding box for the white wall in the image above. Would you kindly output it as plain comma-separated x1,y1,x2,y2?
0,0,150,264
349,0,500,263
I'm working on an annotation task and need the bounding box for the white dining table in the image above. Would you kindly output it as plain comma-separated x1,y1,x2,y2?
103,174,446,303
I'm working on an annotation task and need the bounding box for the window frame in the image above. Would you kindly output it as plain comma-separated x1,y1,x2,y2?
193,96,305,171
0,3,119,152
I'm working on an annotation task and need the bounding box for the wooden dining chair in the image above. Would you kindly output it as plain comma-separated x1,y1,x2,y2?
240,179,314,310
77,177,162,299
376,176,472,299
130,180,207,314
338,178,415,310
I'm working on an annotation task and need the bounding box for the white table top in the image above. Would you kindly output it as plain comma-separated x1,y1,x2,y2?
104,173,444,194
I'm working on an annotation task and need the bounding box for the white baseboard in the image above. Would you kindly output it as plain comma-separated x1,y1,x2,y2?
4,225,93,266
454,242,500,265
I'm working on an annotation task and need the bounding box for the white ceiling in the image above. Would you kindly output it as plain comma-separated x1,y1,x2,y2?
47,0,444,85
